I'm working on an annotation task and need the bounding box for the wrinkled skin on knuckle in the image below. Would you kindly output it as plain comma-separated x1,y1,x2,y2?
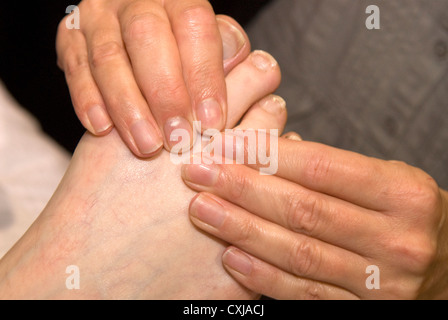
284,194,302,232
122,8,167,48
57,0,113,69
219,168,251,203
176,2,217,39
147,77,187,111
232,218,259,248
89,40,122,67
406,235,438,275
104,98,138,130
289,239,321,278
303,151,333,186
285,193,317,234
187,61,222,99
298,280,325,300
386,162,441,215
285,192,321,236
64,51,90,77
382,231,437,278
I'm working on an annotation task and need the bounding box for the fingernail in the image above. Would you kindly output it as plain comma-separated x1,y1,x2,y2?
204,133,245,163
164,116,193,151
87,105,112,134
222,248,253,275
130,120,163,155
217,18,246,62
285,133,302,142
251,50,278,72
190,194,227,228
181,162,220,187
196,98,224,130
260,96,286,115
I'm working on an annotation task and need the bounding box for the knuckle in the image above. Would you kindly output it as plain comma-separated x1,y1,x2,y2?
222,169,251,203
122,11,165,46
415,250,437,276
388,163,440,207
393,166,443,227
387,234,437,274
177,2,214,26
414,174,441,212
289,238,321,277
285,192,323,235
63,51,90,77
89,41,123,68
303,152,333,185
410,236,437,273
187,61,221,94
176,3,218,44
299,282,325,300
232,218,258,247
148,76,186,105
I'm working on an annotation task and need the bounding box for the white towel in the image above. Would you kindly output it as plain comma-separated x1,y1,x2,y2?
0,81,70,257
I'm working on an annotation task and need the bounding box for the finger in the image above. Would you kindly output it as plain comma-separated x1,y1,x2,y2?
282,131,303,141
224,51,281,129
264,141,416,211
165,0,227,131
215,15,251,75
181,157,385,254
56,17,113,135
170,52,281,155
222,247,359,300
235,95,287,134
118,1,194,152
83,15,163,157
185,50,280,136
202,132,408,211
188,192,369,293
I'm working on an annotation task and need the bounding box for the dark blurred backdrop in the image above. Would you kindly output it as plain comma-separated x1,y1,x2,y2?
0,0,272,153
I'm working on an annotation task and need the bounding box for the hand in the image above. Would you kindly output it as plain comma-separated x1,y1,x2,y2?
181,136,448,299
0,47,285,299
56,0,249,157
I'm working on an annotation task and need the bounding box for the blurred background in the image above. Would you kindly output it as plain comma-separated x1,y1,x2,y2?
0,0,272,153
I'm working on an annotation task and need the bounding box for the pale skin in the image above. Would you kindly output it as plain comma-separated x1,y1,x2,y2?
181,135,448,299
56,0,448,299
56,0,247,156
0,44,286,299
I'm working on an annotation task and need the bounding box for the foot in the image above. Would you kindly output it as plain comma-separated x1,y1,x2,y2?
0,50,286,299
